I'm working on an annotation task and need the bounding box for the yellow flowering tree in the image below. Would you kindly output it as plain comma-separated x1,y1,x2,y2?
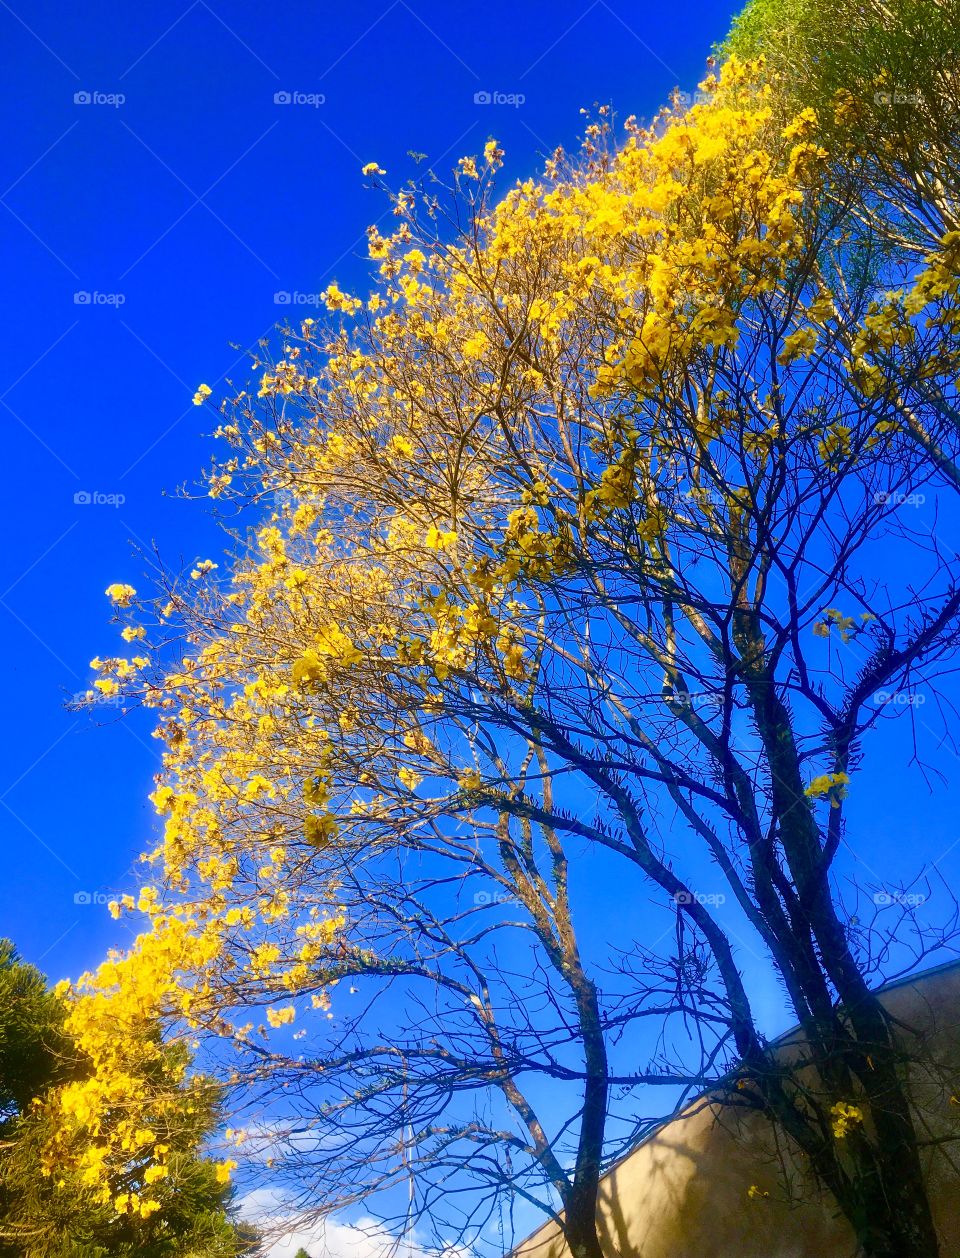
727,0,960,500
0,941,256,1255
70,33,960,1258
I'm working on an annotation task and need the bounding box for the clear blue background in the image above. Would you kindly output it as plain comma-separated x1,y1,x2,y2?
8,7,960,1251
0,0,737,979
3,0,957,1043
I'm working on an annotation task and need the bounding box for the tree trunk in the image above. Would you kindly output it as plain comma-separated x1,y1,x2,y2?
846,1171,940,1258
564,1212,606,1258
731,616,942,1258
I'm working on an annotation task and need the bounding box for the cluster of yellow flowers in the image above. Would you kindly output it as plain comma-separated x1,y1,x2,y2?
830,1101,865,1139
804,772,850,808
849,230,960,396
61,57,827,1192
60,52,951,1204
41,908,226,1209
812,609,875,644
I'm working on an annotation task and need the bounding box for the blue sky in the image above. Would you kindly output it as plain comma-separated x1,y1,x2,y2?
8,4,960,1252
1,0,741,980
4,0,960,1016
4,0,960,1080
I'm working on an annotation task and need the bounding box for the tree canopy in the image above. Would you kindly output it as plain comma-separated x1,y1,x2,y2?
56,5,960,1257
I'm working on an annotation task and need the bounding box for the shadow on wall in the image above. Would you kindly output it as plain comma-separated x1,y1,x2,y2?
515,962,960,1258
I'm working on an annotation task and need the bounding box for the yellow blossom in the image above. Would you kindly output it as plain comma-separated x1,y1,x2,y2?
105,583,136,607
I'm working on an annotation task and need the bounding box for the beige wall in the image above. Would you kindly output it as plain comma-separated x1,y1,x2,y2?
515,964,960,1258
